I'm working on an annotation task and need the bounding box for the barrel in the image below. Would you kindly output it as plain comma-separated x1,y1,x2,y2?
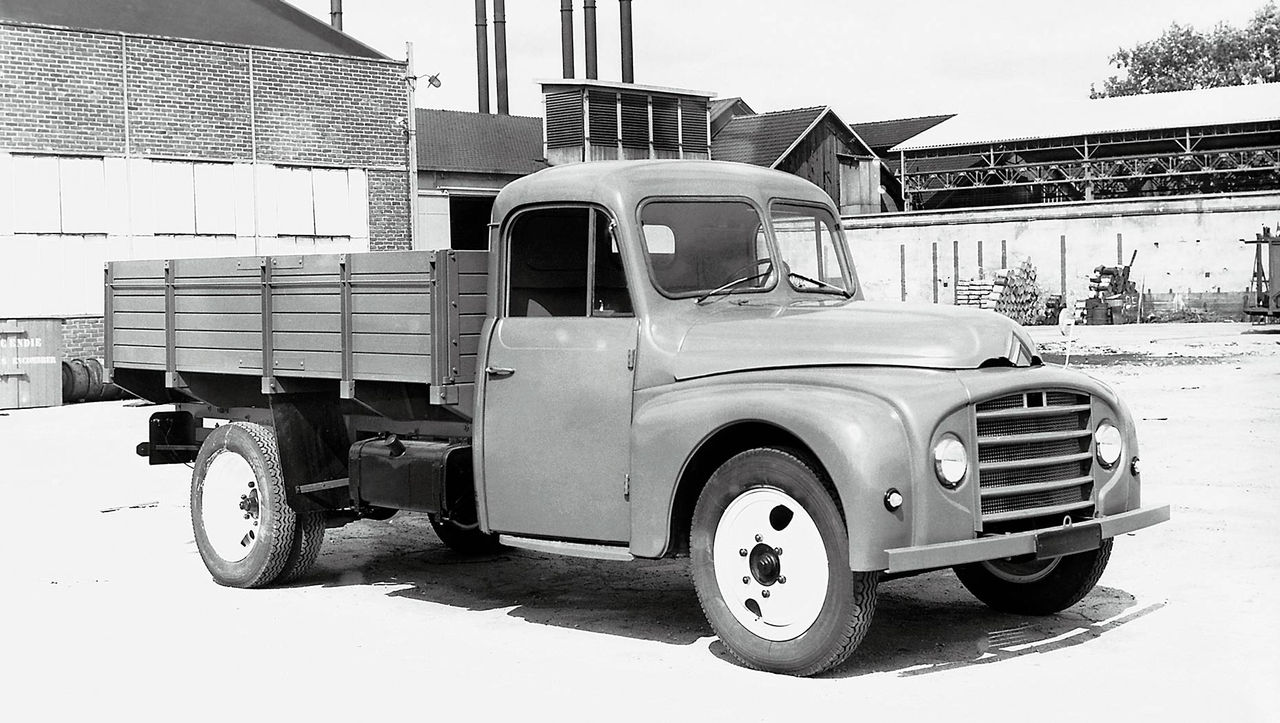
67,359,90,402
83,358,104,402
61,361,75,403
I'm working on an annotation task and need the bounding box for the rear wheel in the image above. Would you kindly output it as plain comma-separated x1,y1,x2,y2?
276,511,326,584
190,422,297,588
954,538,1113,615
690,448,878,676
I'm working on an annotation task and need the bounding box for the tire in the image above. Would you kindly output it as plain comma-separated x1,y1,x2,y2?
690,448,878,676
276,511,326,584
428,514,503,555
954,538,1113,615
190,422,297,588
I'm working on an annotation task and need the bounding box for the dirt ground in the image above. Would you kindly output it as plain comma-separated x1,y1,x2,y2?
2,321,1277,721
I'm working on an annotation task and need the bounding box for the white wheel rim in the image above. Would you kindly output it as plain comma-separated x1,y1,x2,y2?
712,486,830,642
983,556,1061,583
200,450,260,563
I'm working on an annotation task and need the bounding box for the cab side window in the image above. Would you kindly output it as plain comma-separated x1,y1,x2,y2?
506,207,631,318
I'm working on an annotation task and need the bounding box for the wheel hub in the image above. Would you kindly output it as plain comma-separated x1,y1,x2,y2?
200,451,261,563
748,543,781,586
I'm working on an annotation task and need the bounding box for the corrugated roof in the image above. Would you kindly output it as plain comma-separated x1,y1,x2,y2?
416,109,548,175
849,114,955,155
894,82,1280,152
0,0,386,59
712,106,827,167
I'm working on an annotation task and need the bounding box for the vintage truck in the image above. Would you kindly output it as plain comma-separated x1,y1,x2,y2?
106,160,1168,675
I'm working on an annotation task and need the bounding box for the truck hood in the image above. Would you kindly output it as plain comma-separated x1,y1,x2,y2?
672,301,1035,380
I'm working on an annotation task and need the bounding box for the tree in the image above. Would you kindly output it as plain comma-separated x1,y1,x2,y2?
1091,2,1280,97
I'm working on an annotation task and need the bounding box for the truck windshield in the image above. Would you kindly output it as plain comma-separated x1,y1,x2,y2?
771,203,852,296
640,200,775,299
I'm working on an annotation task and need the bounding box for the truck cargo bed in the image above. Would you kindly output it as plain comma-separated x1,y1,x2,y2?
106,249,488,410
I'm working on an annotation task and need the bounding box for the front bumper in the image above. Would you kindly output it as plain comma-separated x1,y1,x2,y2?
882,504,1170,574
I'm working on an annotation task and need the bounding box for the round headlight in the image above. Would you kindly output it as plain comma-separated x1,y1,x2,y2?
1094,422,1123,468
933,434,968,488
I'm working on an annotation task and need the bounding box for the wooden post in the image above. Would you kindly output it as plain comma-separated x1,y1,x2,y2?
932,242,939,304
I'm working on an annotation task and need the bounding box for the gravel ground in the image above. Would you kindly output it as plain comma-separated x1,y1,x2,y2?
2,321,1277,721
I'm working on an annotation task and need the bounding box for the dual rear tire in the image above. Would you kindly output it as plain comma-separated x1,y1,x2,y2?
190,422,325,588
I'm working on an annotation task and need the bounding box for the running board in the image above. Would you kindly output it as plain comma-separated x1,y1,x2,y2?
498,536,634,561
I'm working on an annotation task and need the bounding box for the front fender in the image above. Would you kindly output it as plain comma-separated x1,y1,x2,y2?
629,377,916,571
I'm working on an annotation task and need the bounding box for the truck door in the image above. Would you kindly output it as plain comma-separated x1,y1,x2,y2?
481,206,636,543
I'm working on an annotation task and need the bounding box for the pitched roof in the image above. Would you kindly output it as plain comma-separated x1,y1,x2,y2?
416,109,548,175
849,114,955,156
712,106,828,167
710,97,755,124
0,0,386,59
894,82,1280,152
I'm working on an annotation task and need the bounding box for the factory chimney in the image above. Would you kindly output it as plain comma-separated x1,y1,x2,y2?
330,0,343,30
560,0,575,79
619,0,634,82
494,0,509,114
475,0,490,113
584,1,598,80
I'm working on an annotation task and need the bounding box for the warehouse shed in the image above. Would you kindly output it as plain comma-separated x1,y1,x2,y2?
844,84,1280,315
712,106,879,215
415,109,548,252
0,0,412,385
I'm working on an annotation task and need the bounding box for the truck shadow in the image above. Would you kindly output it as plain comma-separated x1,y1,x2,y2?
304,517,1164,674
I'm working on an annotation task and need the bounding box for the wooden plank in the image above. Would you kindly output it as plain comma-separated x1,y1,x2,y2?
176,348,262,374
175,295,259,314
112,260,167,280
173,256,260,279
177,313,261,332
274,331,341,353
265,294,342,314
350,313,431,335
269,350,341,377
352,352,430,381
113,346,165,366
456,353,478,383
457,314,486,335
457,273,488,295
351,333,431,356
271,313,342,334
349,250,434,275
458,296,487,315
114,328,166,347
349,294,432,315
458,336,481,357
269,254,342,276
113,295,166,313
175,330,261,350
454,250,489,273
113,312,165,330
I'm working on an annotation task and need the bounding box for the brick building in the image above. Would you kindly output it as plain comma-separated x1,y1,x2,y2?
0,0,411,365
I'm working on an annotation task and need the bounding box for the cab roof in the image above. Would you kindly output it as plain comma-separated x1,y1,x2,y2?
491,160,834,222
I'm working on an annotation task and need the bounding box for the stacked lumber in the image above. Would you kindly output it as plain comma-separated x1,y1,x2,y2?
955,259,1044,325
955,279,995,307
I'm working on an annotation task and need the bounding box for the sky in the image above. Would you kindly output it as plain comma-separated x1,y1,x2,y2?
289,0,1270,123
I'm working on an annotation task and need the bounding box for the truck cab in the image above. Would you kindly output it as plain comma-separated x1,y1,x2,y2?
109,160,1168,676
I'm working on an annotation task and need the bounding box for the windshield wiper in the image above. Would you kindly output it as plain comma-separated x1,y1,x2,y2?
696,259,774,305
787,272,852,299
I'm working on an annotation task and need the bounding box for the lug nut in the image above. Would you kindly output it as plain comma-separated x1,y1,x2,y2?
761,590,771,598
779,576,787,584
755,534,763,542
243,513,250,520
774,547,782,556
742,576,750,584
739,548,748,557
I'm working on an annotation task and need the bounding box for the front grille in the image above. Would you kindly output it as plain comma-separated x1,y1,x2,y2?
974,390,1095,527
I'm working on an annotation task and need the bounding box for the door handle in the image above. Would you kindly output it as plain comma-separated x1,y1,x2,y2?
485,366,516,379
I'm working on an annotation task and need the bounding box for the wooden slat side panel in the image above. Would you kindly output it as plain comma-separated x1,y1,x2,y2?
351,333,431,356
178,314,261,332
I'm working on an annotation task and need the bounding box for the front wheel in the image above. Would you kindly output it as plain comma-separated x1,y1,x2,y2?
954,538,1113,615
690,448,878,676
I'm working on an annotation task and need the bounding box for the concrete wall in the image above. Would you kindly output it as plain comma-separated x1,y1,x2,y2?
0,21,410,330
844,192,1280,308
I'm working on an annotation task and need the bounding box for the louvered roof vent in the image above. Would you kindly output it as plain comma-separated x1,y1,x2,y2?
541,79,715,166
